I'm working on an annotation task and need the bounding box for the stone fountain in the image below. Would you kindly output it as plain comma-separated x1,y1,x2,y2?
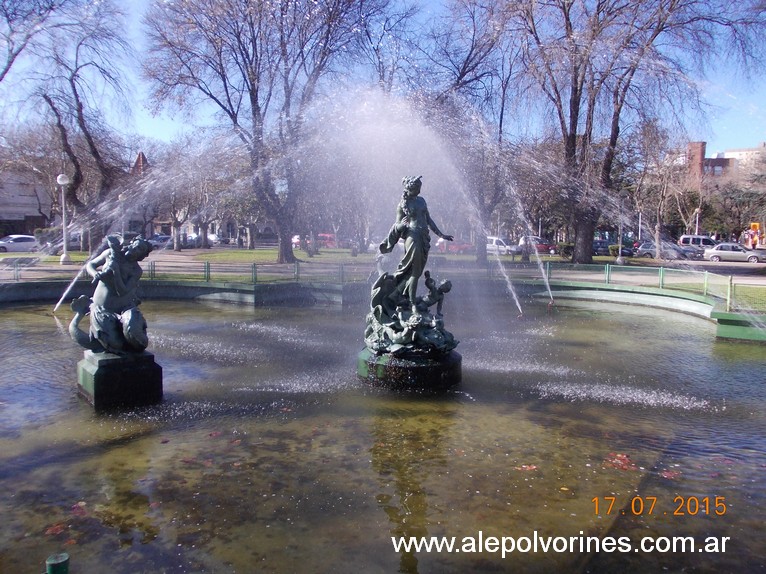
67,233,163,410
357,176,461,388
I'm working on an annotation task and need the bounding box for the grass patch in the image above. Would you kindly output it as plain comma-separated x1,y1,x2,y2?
189,247,377,264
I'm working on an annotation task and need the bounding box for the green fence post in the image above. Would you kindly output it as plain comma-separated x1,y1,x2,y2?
658,267,665,289
339,263,345,283
251,263,257,284
545,261,551,280
13,262,20,282
604,264,611,284
703,271,708,296
294,261,300,281
204,261,211,282
726,275,733,312
149,260,156,280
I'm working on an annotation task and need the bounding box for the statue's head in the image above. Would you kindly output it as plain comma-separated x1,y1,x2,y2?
438,279,452,294
402,175,422,195
125,236,153,261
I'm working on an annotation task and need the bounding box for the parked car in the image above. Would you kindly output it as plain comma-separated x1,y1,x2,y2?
148,234,172,249
519,235,555,254
678,234,718,249
436,237,474,254
486,236,513,255
704,242,766,263
47,233,83,254
635,241,698,260
613,244,634,257
292,233,337,249
592,240,632,257
316,233,337,248
0,234,40,252
592,240,611,256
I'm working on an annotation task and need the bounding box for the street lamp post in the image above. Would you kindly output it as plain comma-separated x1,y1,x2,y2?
616,197,625,265
56,173,71,264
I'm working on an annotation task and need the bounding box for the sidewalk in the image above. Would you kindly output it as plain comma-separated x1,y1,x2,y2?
2,249,766,286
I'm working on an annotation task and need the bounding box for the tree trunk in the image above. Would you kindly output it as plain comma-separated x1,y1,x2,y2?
573,216,597,264
200,223,210,249
276,218,296,263
173,222,183,251
247,223,257,249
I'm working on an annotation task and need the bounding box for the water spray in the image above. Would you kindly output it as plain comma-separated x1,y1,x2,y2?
52,264,87,314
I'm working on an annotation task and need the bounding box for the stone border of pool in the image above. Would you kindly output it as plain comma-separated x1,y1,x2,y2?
1,276,763,342
525,280,766,343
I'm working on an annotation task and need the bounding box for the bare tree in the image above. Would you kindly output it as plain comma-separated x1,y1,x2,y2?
36,0,132,214
512,0,766,263
0,0,79,84
417,0,516,263
143,0,384,263
355,0,419,93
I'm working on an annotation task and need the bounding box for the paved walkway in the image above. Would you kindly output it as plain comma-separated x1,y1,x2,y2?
2,249,766,286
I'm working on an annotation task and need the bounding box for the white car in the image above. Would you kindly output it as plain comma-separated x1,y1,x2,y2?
486,236,512,255
0,234,40,252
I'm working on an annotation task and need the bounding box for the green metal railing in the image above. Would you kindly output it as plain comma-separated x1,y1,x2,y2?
2,256,765,313
487,261,766,313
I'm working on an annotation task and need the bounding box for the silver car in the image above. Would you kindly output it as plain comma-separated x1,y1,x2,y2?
704,242,766,263
0,234,40,252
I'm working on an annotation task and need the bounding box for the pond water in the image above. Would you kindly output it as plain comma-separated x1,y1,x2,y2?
0,297,763,573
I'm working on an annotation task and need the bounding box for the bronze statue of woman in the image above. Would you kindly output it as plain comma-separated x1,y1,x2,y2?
379,176,453,314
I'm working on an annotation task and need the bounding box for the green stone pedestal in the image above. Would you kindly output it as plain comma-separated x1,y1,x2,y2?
357,348,461,389
77,350,163,411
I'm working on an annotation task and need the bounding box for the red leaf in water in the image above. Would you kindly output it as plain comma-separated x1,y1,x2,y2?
603,452,637,471
45,523,67,536
660,470,681,480
209,431,223,438
70,503,87,517
514,464,538,471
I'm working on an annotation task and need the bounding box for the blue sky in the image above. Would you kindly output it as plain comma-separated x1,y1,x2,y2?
123,0,765,157
135,84,765,152
3,0,763,157
696,74,766,154
129,64,765,157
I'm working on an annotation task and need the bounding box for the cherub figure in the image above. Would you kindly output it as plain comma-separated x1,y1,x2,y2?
415,271,452,316
69,234,153,354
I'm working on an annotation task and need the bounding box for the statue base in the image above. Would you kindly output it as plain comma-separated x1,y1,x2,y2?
357,348,461,389
77,350,163,411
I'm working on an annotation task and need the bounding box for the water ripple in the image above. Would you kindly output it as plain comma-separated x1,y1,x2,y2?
535,381,718,411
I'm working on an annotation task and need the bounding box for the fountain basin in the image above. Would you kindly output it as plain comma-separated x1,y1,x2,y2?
0,297,763,573
357,348,462,388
